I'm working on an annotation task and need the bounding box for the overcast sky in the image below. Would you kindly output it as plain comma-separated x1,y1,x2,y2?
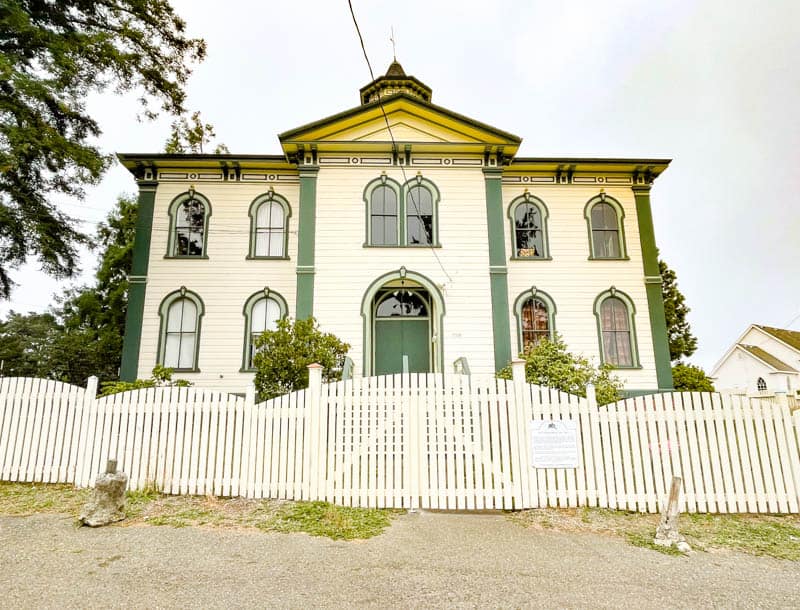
3,0,799,373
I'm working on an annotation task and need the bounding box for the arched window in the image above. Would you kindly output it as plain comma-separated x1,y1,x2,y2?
757,377,767,392
242,289,288,370
594,288,639,368
585,194,626,259
158,288,204,371
249,190,291,258
406,183,434,245
364,176,401,246
167,189,211,257
364,175,440,247
513,288,556,352
508,193,550,259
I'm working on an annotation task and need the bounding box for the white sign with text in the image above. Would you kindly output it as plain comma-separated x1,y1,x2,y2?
530,420,579,468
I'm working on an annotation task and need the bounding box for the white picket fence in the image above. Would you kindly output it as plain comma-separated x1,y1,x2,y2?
1,365,799,513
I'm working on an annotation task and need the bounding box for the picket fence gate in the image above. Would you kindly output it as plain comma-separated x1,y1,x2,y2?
1,364,799,514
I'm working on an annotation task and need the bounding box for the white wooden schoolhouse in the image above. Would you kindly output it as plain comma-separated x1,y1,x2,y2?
118,61,673,394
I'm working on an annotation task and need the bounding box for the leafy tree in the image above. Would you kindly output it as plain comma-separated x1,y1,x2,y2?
99,365,191,397
164,110,229,154
0,0,205,298
497,334,623,405
52,194,138,383
253,317,350,401
671,362,715,392
0,311,62,377
660,258,698,361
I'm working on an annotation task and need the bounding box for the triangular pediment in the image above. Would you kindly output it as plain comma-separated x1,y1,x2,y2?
279,94,520,154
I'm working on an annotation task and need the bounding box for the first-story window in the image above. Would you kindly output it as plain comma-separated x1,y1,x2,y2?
513,288,556,353
158,288,204,371
242,289,288,370
521,298,550,349
595,289,638,367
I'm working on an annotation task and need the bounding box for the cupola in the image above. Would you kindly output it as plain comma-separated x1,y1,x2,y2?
359,60,433,105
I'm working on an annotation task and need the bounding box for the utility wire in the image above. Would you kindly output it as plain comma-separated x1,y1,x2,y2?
346,0,453,284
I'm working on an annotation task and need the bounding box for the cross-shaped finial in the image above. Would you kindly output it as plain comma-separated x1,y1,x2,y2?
390,26,397,61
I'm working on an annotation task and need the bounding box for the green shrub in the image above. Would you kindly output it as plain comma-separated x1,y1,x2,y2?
497,334,622,405
672,362,715,391
253,317,349,401
99,365,191,396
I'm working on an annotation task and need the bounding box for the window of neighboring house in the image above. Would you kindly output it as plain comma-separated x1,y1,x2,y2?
249,190,291,258
364,175,440,247
585,194,626,259
513,289,556,353
168,190,211,257
508,193,549,259
595,289,639,368
242,290,288,370
158,289,204,371
757,377,767,391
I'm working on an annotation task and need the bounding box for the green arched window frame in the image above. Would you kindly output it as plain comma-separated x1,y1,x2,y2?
157,287,205,372
402,175,441,247
593,287,640,369
165,188,212,258
507,192,551,260
513,287,557,353
241,288,289,371
247,189,292,259
363,175,402,246
584,193,628,260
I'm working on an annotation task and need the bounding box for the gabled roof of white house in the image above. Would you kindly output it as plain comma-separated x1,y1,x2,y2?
738,344,798,373
755,325,800,353
710,323,800,377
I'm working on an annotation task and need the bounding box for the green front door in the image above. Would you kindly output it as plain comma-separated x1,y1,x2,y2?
373,288,431,375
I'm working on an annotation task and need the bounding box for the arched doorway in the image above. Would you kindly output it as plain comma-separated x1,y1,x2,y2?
374,286,431,374
361,268,445,376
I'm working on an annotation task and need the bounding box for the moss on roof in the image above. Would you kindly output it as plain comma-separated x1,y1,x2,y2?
756,325,800,352
739,344,798,372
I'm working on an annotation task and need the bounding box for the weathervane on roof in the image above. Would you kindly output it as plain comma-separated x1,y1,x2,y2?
390,26,397,61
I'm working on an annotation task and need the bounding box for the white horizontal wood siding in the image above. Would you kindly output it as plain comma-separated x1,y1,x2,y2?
503,185,658,389
313,164,496,376
139,181,299,391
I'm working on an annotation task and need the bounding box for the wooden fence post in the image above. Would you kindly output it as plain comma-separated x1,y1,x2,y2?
307,363,323,501
242,383,255,498
75,376,99,487
585,383,597,409
510,359,531,508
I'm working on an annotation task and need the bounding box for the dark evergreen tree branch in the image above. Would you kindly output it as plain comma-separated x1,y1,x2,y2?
0,0,206,298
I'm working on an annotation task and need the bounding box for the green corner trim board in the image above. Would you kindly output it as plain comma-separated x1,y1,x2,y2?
483,168,512,370
295,166,319,319
633,185,673,389
120,181,157,381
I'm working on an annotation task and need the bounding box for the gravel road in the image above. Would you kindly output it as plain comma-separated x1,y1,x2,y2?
1,511,798,609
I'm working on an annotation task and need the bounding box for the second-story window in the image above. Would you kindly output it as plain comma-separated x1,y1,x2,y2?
167,188,211,258
249,190,291,258
585,193,627,259
406,183,434,245
364,174,440,247
508,192,549,259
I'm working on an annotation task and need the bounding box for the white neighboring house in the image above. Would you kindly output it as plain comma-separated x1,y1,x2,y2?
710,325,800,396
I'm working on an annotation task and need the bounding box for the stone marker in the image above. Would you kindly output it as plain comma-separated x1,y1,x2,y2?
79,459,128,527
654,476,692,553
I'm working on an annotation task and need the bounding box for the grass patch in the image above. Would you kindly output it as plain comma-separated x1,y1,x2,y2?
0,481,399,540
261,501,399,540
0,481,89,516
510,507,800,560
